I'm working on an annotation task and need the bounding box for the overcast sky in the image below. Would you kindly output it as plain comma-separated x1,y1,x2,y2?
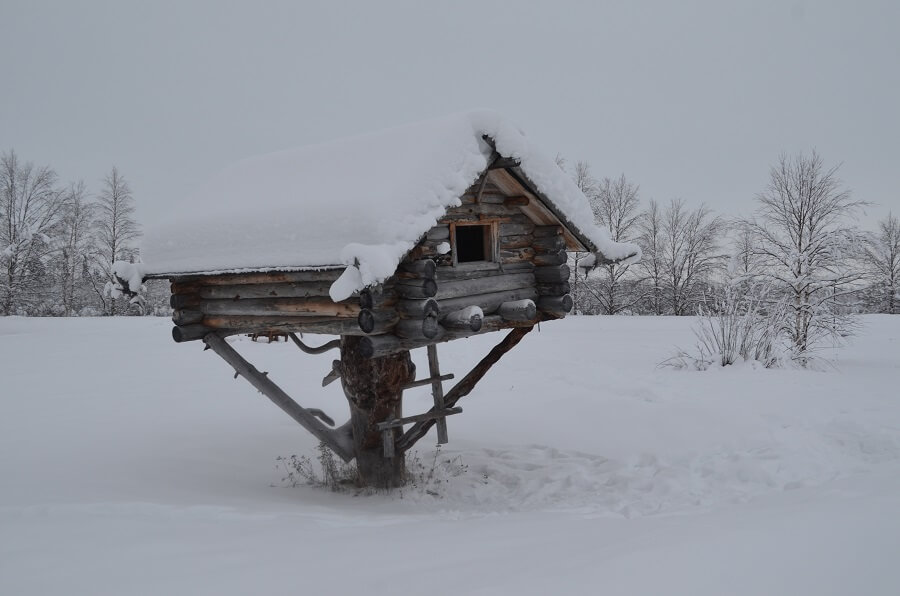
2,0,898,231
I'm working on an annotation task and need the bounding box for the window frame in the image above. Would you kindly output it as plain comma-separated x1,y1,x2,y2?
449,220,499,267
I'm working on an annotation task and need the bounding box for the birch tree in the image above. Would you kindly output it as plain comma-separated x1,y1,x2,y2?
93,166,140,315
0,150,65,314
863,212,900,314
635,199,665,314
583,174,643,314
661,199,725,315
747,152,866,359
56,181,96,315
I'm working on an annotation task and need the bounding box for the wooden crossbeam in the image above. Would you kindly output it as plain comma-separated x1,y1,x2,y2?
396,325,535,453
402,372,454,391
376,407,463,431
378,407,462,458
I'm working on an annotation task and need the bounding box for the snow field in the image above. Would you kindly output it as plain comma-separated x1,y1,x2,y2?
1,315,899,595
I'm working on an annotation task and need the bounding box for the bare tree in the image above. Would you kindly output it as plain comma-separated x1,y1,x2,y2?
0,150,65,314
581,174,643,314
661,199,725,315
747,151,866,359
863,212,900,314
635,199,665,314
56,181,96,315
92,166,140,315
565,160,600,313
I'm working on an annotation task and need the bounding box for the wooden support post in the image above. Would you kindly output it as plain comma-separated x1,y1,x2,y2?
427,344,449,444
203,333,354,461
339,335,415,487
396,325,535,453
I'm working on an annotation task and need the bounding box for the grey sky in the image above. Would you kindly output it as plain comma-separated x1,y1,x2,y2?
2,0,898,231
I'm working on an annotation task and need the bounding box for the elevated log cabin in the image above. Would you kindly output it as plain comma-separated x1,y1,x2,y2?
138,110,639,487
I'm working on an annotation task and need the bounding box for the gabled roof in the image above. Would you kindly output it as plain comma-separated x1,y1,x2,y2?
142,109,640,300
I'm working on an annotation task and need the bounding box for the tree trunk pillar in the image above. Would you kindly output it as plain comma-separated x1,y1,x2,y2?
339,335,415,488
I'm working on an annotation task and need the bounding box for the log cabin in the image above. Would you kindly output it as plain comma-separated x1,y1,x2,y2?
135,110,639,487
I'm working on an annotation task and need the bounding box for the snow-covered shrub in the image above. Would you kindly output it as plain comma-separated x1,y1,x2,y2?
274,443,358,492
665,286,786,370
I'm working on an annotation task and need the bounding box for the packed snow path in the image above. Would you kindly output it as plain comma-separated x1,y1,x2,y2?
1,316,899,595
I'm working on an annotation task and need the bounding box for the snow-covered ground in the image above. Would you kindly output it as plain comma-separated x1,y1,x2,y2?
1,315,899,595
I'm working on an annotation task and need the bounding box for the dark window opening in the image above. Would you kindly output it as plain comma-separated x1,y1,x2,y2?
455,224,491,263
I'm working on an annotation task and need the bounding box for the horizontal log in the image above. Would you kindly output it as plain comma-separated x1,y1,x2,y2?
395,278,437,299
396,298,440,318
537,281,571,296
198,297,360,318
503,195,530,206
356,315,538,358
171,293,201,309
534,264,571,283
499,221,535,236
433,271,534,301
498,299,536,322
537,294,574,316
201,316,374,336
394,314,440,340
398,259,437,279
357,309,401,334
533,250,567,267
499,234,533,249
171,268,343,288
533,225,563,238
358,287,397,310
499,247,536,263
172,324,213,343
172,309,204,326
190,281,334,301
425,226,450,242
532,234,565,253
435,262,533,281
437,286,538,317
441,306,484,331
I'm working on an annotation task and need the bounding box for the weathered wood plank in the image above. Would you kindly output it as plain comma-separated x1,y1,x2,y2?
402,373,455,391
533,225,563,238
197,297,360,318
499,234,533,249
171,269,343,288
394,314,440,340
435,262,533,281
433,271,534,301
499,247,536,263
426,344,449,444
499,221,535,236
186,281,334,301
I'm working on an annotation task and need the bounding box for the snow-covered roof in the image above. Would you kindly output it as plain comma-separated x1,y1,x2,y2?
142,109,640,300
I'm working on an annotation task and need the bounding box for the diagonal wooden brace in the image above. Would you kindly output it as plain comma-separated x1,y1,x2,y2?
395,325,535,453
203,333,354,461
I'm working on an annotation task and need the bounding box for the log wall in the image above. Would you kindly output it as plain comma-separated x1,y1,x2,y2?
167,174,574,351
